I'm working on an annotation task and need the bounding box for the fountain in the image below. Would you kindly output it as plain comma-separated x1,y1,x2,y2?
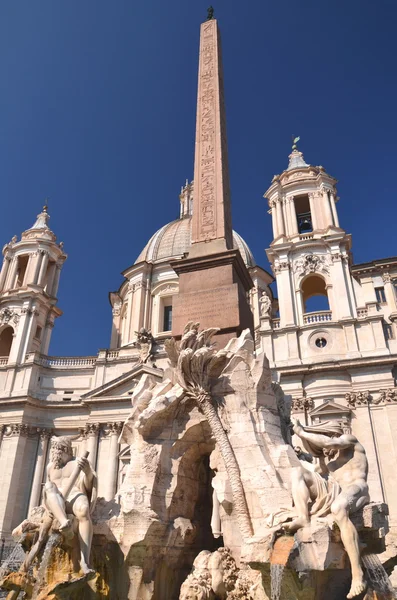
0,325,394,599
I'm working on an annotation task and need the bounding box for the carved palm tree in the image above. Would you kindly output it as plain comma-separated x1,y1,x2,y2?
165,322,253,538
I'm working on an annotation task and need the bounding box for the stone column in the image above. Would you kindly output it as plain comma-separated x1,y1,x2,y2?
110,303,121,348
275,199,285,236
330,255,353,320
0,255,11,291
104,422,123,501
0,424,37,533
6,257,19,290
28,429,51,512
382,273,397,312
45,261,56,295
276,262,296,327
322,188,334,228
41,319,54,355
32,251,43,285
51,261,63,297
288,196,298,234
308,193,318,230
84,424,100,469
270,202,278,239
329,191,339,227
19,307,38,362
282,197,291,236
37,251,49,287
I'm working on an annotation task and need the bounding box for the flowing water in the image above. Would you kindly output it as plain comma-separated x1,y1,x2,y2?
362,553,395,596
270,563,285,600
31,532,61,599
0,538,25,578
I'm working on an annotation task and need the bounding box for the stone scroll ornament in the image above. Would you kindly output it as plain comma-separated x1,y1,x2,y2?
165,322,254,538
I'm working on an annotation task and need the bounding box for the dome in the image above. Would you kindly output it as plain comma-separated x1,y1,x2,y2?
135,216,255,268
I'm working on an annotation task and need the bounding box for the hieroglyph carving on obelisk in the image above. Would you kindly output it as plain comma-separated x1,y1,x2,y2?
191,18,233,251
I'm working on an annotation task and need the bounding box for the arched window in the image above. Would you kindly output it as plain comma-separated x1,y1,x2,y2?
0,326,14,358
301,275,330,313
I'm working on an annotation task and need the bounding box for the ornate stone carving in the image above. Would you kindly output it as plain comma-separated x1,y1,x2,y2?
80,423,101,438
4,423,31,437
273,260,289,274
135,328,154,364
285,419,370,599
164,323,253,537
157,284,178,296
6,434,98,595
37,427,52,440
377,388,397,404
382,272,391,284
106,422,123,436
128,280,147,293
0,307,19,327
259,290,271,317
345,391,371,408
291,397,314,412
179,548,245,600
294,253,329,277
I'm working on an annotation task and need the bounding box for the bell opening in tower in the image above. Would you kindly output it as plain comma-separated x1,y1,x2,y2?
294,194,313,234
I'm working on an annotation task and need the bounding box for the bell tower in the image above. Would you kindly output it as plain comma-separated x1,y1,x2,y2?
264,143,361,362
0,204,66,364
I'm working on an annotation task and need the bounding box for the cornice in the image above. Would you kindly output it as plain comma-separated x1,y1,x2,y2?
276,353,397,377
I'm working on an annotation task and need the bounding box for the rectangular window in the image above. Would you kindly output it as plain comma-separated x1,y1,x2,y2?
383,322,394,341
34,325,43,340
294,195,313,234
375,287,386,303
163,305,173,332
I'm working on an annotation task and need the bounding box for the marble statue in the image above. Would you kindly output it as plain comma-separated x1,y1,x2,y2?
259,291,271,317
43,436,97,574
287,418,370,599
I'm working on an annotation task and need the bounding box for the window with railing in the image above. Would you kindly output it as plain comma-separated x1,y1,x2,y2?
375,286,386,304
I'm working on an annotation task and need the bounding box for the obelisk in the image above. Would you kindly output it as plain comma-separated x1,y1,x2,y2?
171,13,253,345
189,15,233,256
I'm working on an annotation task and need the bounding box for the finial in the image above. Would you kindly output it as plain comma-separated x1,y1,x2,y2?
43,198,49,212
291,135,300,151
206,6,214,20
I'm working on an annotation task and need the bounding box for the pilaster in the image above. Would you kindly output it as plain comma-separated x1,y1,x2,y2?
0,425,38,534
103,422,123,501
28,428,51,512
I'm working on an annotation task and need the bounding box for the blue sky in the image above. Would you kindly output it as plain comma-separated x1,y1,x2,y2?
0,0,396,356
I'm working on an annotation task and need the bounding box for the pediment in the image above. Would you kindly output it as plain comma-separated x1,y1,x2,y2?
309,400,351,418
81,364,163,402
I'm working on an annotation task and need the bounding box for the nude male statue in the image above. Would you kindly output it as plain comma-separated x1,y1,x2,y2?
287,419,370,599
43,436,97,574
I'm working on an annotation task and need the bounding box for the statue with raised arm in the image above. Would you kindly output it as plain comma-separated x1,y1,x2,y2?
43,436,98,575
287,419,370,599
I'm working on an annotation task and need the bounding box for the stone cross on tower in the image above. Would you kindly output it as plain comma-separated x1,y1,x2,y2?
171,16,253,346
190,17,233,257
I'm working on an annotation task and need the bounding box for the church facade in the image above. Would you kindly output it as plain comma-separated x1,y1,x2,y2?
0,14,396,552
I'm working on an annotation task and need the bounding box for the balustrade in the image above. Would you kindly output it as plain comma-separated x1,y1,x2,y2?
303,311,332,325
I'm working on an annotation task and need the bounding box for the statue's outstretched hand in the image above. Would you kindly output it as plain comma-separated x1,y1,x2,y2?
291,418,303,435
77,456,91,475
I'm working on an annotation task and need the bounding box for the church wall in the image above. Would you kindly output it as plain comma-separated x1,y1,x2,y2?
370,404,397,526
